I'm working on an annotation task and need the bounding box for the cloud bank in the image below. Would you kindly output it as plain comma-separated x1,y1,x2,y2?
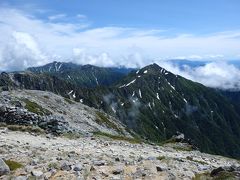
158,61,240,90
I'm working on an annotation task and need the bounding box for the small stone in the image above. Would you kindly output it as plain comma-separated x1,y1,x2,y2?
147,156,156,160
198,165,210,171
138,157,143,162
24,165,34,173
44,171,54,179
46,134,52,139
142,172,147,177
224,165,236,172
14,176,28,180
56,157,63,161
101,172,109,177
112,168,123,175
73,163,82,171
61,162,71,171
236,166,240,171
156,166,163,172
0,158,10,176
93,160,105,166
29,159,38,166
115,157,120,162
90,166,95,171
31,170,43,177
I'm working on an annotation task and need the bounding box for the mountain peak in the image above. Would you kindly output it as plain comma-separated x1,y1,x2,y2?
136,63,173,78
144,63,162,70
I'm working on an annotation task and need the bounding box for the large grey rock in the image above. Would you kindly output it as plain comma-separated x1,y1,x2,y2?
198,164,210,171
73,163,83,171
210,167,224,177
31,170,43,177
14,176,28,180
146,156,156,160
61,162,71,171
93,160,105,166
112,167,123,175
0,158,10,176
156,166,164,172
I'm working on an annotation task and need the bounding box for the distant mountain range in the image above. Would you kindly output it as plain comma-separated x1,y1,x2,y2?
1,61,240,158
27,61,135,88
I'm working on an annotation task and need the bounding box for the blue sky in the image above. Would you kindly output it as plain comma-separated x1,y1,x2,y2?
0,0,240,71
5,0,240,33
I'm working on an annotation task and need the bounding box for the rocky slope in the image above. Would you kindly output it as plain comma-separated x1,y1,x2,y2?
1,63,240,159
0,90,130,136
0,129,240,180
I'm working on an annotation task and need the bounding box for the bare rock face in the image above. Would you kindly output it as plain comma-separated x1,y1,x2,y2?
0,158,10,176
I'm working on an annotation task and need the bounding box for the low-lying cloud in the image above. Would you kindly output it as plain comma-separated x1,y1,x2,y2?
158,61,240,90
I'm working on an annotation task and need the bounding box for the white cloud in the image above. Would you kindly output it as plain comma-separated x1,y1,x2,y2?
172,54,225,60
158,61,240,90
0,6,240,75
206,54,224,59
0,31,48,71
48,14,66,21
72,48,116,67
13,31,41,55
76,14,87,19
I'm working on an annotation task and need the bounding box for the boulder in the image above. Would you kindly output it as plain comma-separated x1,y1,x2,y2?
0,158,10,176
146,156,156,161
210,167,224,177
31,170,43,177
93,160,105,166
156,166,163,172
112,167,123,175
73,163,82,171
61,162,71,171
14,176,28,180
173,132,185,142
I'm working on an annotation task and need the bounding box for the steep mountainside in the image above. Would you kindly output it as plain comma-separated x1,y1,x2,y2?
75,64,240,158
1,63,240,158
27,61,134,88
220,90,240,109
